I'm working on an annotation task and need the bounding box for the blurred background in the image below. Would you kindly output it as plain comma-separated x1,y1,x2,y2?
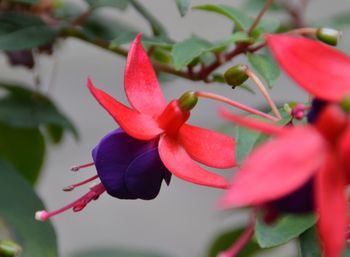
0,0,349,257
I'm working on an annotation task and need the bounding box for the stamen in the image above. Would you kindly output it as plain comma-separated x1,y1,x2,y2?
195,91,278,121
35,183,106,221
62,175,99,192
70,162,94,172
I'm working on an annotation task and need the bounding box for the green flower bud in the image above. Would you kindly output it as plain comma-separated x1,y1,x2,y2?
316,28,341,46
340,95,350,113
179,91,198,111
224,64,248,88
0,240,22,257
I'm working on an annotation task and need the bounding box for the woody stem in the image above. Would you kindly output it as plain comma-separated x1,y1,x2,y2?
247,0,274,35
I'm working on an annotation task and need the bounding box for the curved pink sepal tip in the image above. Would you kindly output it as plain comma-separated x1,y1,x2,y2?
87,78,163,140
124,33,167,117
316,154,347,257
159,135,230,189
266,34,350,101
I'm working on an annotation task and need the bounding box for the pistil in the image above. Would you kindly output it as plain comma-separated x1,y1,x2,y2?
35,183,106,221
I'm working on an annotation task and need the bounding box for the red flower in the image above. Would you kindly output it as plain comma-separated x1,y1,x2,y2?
88,33,235,189
266,34,350,102
219,104,350,257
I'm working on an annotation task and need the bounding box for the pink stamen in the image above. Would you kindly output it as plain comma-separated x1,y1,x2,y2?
220,108,284,135
63,175,99,192
35,183,106,221
70,162,94,172
195,91,278,121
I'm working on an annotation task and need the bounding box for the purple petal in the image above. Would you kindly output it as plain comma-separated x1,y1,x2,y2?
126,147,171,200
92,128,170,199
269,178,314,213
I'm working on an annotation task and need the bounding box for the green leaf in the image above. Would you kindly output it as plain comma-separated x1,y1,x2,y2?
54,1,84,22
247,52,280,88
175,0,190,17
85,0,130,10
242,0,283,12
255,213,316,248
193,4,251,30
235,124,262,165
110,32,173,48
0,159,58,257
71,248,169,257
0,12,56,51
171,36,212,70
129,0,168,37
0,83,78,138
0,26,56,51
0,123,45,184
45,124,64,144
298,226,322,257
82,11,137,41
207,227,262,257
209,32,253,53
234,108,290,164
193,4,280,32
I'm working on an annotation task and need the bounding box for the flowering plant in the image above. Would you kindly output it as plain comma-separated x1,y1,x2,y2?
0,1,350,257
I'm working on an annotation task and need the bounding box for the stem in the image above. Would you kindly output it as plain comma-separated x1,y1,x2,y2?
71,8,93,27
281,0,307,28
60,29,263,83
218,214,256,257
286,27,317,36
245,69,281,119
247,0,274,35
195,91,278,121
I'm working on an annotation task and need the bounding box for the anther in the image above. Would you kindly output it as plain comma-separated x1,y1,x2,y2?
70,162,94,172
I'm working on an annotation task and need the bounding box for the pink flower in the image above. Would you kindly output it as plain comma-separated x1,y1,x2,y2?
88,33,235,189
219,103,349,257
35,33,236,222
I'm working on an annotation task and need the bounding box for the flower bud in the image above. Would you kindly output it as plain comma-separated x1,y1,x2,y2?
316,28,341,46
0,240,22,257
224,64,248,88
179,91,198,111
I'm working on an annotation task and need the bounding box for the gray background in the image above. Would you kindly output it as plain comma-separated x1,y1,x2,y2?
1,0,349,257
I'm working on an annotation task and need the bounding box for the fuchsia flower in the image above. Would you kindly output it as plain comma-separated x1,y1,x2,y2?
35,34,235,221
219,34,350,257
